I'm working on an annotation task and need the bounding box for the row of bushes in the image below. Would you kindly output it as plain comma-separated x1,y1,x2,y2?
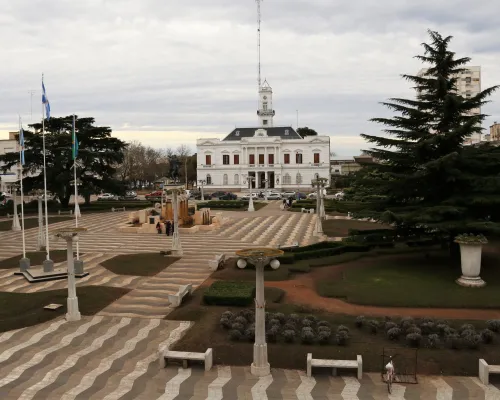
197,200,248,209
203,281,285,306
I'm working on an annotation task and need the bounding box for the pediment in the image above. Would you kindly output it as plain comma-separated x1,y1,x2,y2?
199,141,217,146
309,138,327,144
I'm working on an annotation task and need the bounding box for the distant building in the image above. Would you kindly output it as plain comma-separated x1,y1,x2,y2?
490,121,500,142
0,132,20,193
330,155,375,178
418,66,482,143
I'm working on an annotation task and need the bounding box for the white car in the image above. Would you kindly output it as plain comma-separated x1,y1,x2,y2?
240,193,258,200
282,191,296,197
97,193,118,200
307,192,317,199
334,191,345,199
266,193,282,200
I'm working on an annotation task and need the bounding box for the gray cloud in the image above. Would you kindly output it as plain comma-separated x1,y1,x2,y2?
1,0,500,157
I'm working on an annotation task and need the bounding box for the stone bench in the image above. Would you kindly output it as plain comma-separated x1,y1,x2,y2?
307,353,362,379
160,348,213,371
479,359,500,385
58,210,73,215
111,206,126,212
309,208,315,214
168,284,192,307
208,253,226,271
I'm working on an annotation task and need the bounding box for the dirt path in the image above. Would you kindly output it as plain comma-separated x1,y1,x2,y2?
264,274,500,320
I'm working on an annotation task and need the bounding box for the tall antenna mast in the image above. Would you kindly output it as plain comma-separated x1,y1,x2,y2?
256,0,262,89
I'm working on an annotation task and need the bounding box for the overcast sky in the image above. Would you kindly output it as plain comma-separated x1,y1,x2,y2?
1,0,500,157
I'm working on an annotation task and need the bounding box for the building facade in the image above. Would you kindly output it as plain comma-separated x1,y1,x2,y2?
197,126,330,191
418,66,482,142
490,122,500,142
0,133,20,193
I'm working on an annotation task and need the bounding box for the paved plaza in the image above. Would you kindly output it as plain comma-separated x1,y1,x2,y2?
0,204,499,398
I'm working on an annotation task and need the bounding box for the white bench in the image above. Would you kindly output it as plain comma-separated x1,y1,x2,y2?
111,206,126,212
309,208,315,214
479,359,500,385
307,353,362,379
160,348,213,371
58,210,73,215
168,284,192,307
208,253,226,271
6,213,20,219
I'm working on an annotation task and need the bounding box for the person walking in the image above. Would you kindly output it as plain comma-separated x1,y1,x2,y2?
165,220,172,236
156,221,162,234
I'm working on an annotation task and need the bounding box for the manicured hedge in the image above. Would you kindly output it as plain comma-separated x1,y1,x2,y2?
281,241,371,261
203,281,255,306
197,200,246,209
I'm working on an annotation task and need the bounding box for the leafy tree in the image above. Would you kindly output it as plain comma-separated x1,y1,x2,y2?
297,127,318,137
348,30,500,248
0,116,127,207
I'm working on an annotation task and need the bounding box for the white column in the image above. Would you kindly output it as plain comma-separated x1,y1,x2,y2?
66,234,81,321
251,261,270,376
265,147,267,166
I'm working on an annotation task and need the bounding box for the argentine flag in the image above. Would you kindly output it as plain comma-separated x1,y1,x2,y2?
19,127,25,165
42,81,51,120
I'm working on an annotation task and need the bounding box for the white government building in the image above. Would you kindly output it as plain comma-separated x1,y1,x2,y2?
196,80,330,192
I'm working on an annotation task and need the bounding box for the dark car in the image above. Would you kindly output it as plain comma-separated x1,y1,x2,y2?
296,192,307,200
210,191,237,200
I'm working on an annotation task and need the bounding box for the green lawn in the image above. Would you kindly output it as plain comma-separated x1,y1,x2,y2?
0,216,73,231
0,250,73,269
321,218,392,237
316,249,500,308
101,253,180,276
0,286,130,333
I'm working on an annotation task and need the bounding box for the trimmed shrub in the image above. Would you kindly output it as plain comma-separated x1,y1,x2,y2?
387,327,402,341
220,318,232,330
368,320,379,334
486,320,500,333
245,327,255,342
301,327,313,334
427,334,440,349
318,326,331,334
238,309,254,322
317,320,330,328
221,311,234,320
437,324,450,336
407,326,422,335
269,319,281,328
463,334,481,350
385,322,398,332
204,281,254,306
459,324,475,333
301,319,313,327
355,316,365,328
231,323,245,333
266,326,279,343
305,314,318,323
400,317,414,331
460,329,476,338
318,330,331,345
481,329,495,344
420,322,435,335
283,329,296,343
229,329,242,341
337,325,350,334
336,330,349,346
446,334,463,350
406,333,422,348
288,313,300,323
301,330,316,344
234,316,248,326
283,323,296,332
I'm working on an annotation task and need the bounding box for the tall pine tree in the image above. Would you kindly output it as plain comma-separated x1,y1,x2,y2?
348,30,500,244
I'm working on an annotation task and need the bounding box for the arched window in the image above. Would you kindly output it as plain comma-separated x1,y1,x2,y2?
234,174,239,185
223,174,228,185
206,174,212,185
296,173,302,184
283,173,291,185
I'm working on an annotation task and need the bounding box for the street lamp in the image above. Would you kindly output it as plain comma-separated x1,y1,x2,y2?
54,227,87,322
246,175,255,212
34,189,46,251
8,183,21,231
312,173,328,236
235,247,284,377
198,179,206,201
170,187,183,256
263,179,269,201
70,179,84,274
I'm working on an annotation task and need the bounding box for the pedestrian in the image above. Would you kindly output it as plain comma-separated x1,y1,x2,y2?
165,220,172,236
170,220,175,235
156,221,162,234
282,198,287,209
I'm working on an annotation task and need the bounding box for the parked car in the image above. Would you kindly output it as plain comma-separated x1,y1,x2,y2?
282,191,296,197
240,192,259,200
295,192,307,200
190,190,202,200
97,193,118,201
145,190,163,201
267,192,282,200
210,191,237,200
307,192,317,199
334,191,345,199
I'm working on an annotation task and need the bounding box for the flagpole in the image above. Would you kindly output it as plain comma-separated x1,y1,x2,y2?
41,74,52,267
73,114,80,260
19,117,26,259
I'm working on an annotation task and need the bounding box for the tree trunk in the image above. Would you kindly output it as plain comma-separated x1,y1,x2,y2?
84,193,91,204
60,195,71,209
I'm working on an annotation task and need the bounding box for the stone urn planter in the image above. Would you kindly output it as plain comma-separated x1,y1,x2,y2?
455,234,488,288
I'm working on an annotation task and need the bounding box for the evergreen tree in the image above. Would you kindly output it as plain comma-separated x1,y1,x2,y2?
348,30,500,243
0,116,127,208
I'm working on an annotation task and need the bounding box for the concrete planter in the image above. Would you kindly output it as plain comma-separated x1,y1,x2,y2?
456,242,486,287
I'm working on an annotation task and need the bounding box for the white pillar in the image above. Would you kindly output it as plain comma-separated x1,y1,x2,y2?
65,234,81,321
265,147,267,166
171,190,183,255
251,261,270,376
248,178,255,212
37,197,46,250
12,193,21,231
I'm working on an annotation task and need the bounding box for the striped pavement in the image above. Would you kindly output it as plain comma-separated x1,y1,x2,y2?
0,317,498,399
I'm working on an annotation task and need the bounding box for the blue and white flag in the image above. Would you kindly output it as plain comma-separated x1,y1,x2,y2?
42,80,51,120
19,127,25,165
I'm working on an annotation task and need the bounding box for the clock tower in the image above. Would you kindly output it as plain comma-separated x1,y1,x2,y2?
257,79,275,128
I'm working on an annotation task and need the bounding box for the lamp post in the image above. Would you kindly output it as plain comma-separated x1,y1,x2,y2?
35,190,46,251
54,227,87,322
198,179,206,201
247,175,255,212
263,179,269,201
312,173,328,236
8,183,21,231
70,179,84,274
171,187,183,256
235,247,284,377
